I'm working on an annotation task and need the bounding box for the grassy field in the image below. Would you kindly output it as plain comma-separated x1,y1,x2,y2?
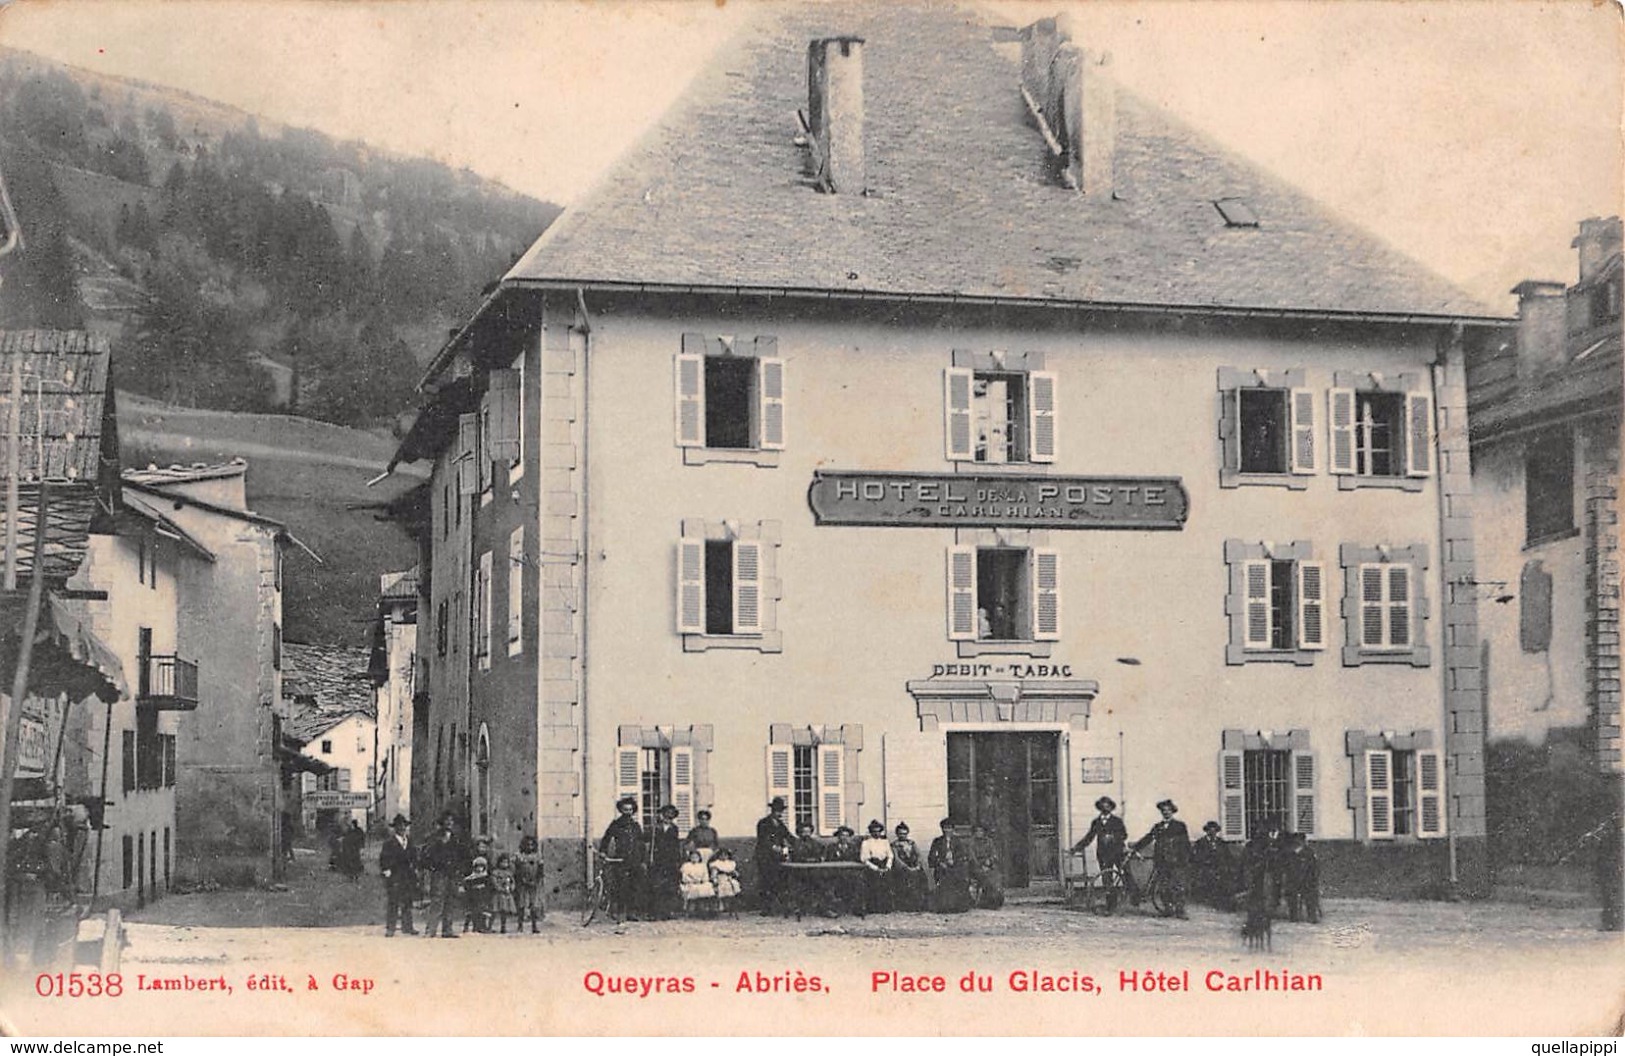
117,392,423,646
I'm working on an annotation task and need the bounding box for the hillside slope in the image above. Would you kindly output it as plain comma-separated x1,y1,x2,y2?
118,391,421,646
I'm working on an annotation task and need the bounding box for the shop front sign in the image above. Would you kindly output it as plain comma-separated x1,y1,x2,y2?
808,471,1187,530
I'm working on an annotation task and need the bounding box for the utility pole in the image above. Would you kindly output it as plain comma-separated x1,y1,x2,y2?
0,481,49,950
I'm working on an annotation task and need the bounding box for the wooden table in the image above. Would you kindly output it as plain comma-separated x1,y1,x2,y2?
781,860,867,920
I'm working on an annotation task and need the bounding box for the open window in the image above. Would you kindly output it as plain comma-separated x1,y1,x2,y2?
675,334,785,456
766,725,860,837
946,545,1060,643
945,366,1057,464
1218,368,1315,486
1224,540,1325,664
1328,373,1433,487
675,520,781,651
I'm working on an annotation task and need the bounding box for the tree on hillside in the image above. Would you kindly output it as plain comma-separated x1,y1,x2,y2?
0,143,84,329
145,105,178,151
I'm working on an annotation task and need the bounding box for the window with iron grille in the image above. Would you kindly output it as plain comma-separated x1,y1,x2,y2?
1218,732,1316,840
792,745,816,834
638,748,670,832
1243,749,1291,838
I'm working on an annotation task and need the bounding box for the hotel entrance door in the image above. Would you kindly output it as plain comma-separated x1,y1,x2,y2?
945,731,1060,887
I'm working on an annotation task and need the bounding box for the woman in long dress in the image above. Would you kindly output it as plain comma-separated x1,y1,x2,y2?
927,819,972,913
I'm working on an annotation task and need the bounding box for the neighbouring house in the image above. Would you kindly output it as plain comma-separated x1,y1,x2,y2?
121,459,301,883
0,331,129,941
369,568,418,826
384,5,1512,900
1466,216,1622,914
57,478,213,909
282,641,375,834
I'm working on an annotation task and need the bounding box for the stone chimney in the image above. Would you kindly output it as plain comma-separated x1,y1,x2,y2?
1020,17,1115,196
807,36,866,194
1573,216,1623,284
1512,279,1568,378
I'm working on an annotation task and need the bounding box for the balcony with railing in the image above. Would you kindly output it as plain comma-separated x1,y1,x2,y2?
138,654,199,710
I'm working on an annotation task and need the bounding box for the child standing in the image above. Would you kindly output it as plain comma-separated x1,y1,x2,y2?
462,856,494,933
491,853,519,933
514,835,545,932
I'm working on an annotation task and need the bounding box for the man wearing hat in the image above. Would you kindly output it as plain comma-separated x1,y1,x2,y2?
422,812,467,938
378,814,418,936
755,797,795,916
600,795,646,921
1190,820,1236,910
1132,799,1193,918
1073,796,1130,902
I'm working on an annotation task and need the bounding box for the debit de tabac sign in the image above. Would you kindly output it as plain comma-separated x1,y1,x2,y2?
807,471,1188,530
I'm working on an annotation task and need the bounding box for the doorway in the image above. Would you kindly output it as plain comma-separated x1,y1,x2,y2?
945,731,1060,887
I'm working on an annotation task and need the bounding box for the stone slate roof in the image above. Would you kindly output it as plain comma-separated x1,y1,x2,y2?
282,641,374,719
505,2,1496,322
123,459,248,486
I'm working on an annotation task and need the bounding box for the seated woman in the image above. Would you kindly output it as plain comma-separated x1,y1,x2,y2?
889,822,929,912
927,819,973,914
969,823,1005,910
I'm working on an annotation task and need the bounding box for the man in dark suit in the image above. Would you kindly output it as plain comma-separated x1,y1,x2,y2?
599,795,645,921
755,797,795,916
1133,799,1193,919
379,814,418,936
421,812,466,938
1190,820,1236,909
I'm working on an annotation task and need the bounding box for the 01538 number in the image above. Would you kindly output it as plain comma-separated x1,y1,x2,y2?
34,972,124,997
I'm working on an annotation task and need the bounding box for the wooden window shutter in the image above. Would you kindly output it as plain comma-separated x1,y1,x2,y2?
122,730,136,794
732,540,762,635
1032,548,1061,641
817,743,845,836
671,746,695,835
946,546,978,641
1328,388,1356,475
1243,559,1272,649
765,744,793,806
1359,564,1385,648
756,340,785,451
1289,387,1317,474
675,336,706,448
1028,370,1058,463
1417,748,1446,838
1220,388,1241,473
508,528,523,652
1365,748,1394,839
457,413,479,496
488,369,521,463
1405,392,1434,477
1296,560,1327,650
615,746,642,804
1219,749,1245,839
944,368,974,461
1290,750,1316,835
1388,565,1413,648
677,538,706,634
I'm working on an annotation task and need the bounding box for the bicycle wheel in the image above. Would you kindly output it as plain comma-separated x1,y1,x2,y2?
1149,872,1177,917
1072,873,1098,913
581,877,602,927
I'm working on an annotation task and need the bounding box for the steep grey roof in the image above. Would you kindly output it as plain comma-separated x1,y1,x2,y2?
282,641,374,719
505,2,1496,321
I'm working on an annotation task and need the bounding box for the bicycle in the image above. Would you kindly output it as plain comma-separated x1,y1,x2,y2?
580,848,626,926
1129,852,1181,918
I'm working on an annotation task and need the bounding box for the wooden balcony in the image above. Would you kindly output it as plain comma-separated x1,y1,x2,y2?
138,654,199,710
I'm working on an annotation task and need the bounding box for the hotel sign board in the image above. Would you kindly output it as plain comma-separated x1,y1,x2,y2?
808,471,1188,530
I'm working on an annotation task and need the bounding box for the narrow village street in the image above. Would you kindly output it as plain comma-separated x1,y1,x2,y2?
4,845,1620,1036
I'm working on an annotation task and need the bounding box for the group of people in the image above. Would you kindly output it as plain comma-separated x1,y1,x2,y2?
599,797,742,921
379,813,546,937
753,797,1007,917
1072,796,1322,925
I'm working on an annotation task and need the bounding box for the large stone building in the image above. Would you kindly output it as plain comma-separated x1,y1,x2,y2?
388,4,1509,898
1467,216,1621,912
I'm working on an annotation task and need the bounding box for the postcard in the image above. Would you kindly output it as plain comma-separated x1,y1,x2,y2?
0,0,1619,1038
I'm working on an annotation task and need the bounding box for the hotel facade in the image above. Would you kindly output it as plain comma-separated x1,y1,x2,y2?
390,4,1509,899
